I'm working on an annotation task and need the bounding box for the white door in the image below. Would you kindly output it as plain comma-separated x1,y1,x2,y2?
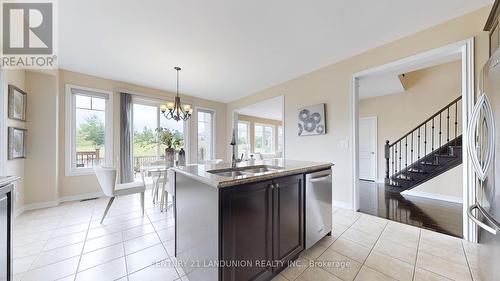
359,117,377,181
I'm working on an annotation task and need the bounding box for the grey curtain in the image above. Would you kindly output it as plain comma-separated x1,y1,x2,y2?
120,93,134,183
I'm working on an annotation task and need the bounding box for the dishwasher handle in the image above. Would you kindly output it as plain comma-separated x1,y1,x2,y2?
309,174,332,182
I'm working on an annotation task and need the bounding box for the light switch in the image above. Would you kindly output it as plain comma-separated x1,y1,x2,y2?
340,140,349,149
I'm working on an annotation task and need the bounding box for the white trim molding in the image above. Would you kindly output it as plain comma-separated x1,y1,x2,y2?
18,191,105,215
65,84,114,176
401,190,463,204
195,107,217,163
351,38,476,241
332,199,353,210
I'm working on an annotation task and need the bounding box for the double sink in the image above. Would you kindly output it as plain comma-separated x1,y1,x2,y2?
207,165,284,178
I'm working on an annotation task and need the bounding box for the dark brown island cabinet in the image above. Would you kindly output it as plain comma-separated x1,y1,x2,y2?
0,176,19,281
221,174,304,281
172,160,333,281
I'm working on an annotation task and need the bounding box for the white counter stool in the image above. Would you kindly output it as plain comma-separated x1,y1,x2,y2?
94,167,146,224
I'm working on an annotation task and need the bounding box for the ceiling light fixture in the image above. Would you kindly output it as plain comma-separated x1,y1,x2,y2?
160,66,192,121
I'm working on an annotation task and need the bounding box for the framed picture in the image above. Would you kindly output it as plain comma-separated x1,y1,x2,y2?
8,127,27,160
8,85,27,121
298,103,326,136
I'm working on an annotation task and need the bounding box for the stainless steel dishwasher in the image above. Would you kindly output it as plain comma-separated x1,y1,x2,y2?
305,169,332,249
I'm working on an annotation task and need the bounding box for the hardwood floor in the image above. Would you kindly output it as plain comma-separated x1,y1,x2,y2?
358,180,463,238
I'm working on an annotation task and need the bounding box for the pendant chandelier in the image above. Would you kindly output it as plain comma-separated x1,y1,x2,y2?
160,66,192,121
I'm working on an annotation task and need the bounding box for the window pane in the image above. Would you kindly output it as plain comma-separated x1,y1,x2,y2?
75,95,91,109
254,125,263,153
92,97,106,111
159,116,184,159
197,111,213,162
237,122,249,157
277,126,283,153
263,126,274,153
133,104,158,168
75,95,106,169
254,124,274,154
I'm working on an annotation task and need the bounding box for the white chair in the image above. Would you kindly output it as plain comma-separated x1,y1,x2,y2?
149,160,167,202
160,170,175,212
94,167,146,224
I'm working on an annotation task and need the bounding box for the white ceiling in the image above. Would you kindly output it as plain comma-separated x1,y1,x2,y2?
58,0,491,103
358,53,461,99
358,73,406,100
237,96,283,120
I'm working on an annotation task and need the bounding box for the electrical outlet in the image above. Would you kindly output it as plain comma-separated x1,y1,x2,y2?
15,191,20,202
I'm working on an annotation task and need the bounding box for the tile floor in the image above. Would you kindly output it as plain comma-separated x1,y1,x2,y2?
12,191,480,281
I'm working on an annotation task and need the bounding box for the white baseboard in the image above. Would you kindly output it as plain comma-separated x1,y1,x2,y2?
18,192,105,215
23,200,59,211
59,192,104,203
14,206,25,218
332,200,353,210
401,190,463,204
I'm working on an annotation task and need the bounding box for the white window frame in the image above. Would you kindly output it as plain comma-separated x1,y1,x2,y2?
277,125,283,152
254,123,275,154
196,107,216,163
237,120,250,155
131,96,190,163
65,84,114,176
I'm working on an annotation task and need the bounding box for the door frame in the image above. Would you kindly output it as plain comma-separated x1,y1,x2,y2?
358,116,378,182
351,38,476,242
231,95,285,159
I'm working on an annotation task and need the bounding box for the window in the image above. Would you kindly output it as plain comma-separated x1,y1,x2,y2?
237,121,250,157
197,109,215,162
254,124,274,154
277,125,283,153
66,85,113,176
132,99,187,178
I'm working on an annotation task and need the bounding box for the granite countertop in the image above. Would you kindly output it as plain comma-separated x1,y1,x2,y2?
171,159,334,188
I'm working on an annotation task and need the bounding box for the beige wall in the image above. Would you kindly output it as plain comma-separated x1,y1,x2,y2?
403,164,463,202
58,69,227,198
238,114,282,154
359,60,462,181
226,6,491,207
24,71,59,205
4,70,26,213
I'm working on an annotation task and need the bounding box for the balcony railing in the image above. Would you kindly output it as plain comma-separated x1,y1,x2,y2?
77,151,171,173
76,149,102,168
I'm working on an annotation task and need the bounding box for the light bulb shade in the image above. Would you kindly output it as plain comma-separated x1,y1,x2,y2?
160,104,168,112
166,102,175,110
182,104,192,113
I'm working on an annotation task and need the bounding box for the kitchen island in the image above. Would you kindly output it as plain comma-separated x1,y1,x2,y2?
170,159,333,281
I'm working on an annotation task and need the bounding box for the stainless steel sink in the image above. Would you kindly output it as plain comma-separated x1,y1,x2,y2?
239,165,283,173
209,171,247,177
207,165,284,177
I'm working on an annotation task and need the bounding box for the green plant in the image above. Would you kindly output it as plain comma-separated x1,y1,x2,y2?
156,127,183,149
78,115,104,148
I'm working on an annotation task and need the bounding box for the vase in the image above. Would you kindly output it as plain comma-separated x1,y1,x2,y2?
165,147,175,168
178,148,186,166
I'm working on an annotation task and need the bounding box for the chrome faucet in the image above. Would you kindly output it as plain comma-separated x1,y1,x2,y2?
230,129,243,168
230,129,237,168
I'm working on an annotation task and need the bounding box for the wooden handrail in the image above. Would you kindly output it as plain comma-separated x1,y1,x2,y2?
388,96,462,147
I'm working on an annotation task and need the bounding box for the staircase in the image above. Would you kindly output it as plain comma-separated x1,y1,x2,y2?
384,96,463,192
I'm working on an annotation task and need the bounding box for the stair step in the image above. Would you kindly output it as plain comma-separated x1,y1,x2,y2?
435,154,456,158
421,162,439,166
407,168,426,173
